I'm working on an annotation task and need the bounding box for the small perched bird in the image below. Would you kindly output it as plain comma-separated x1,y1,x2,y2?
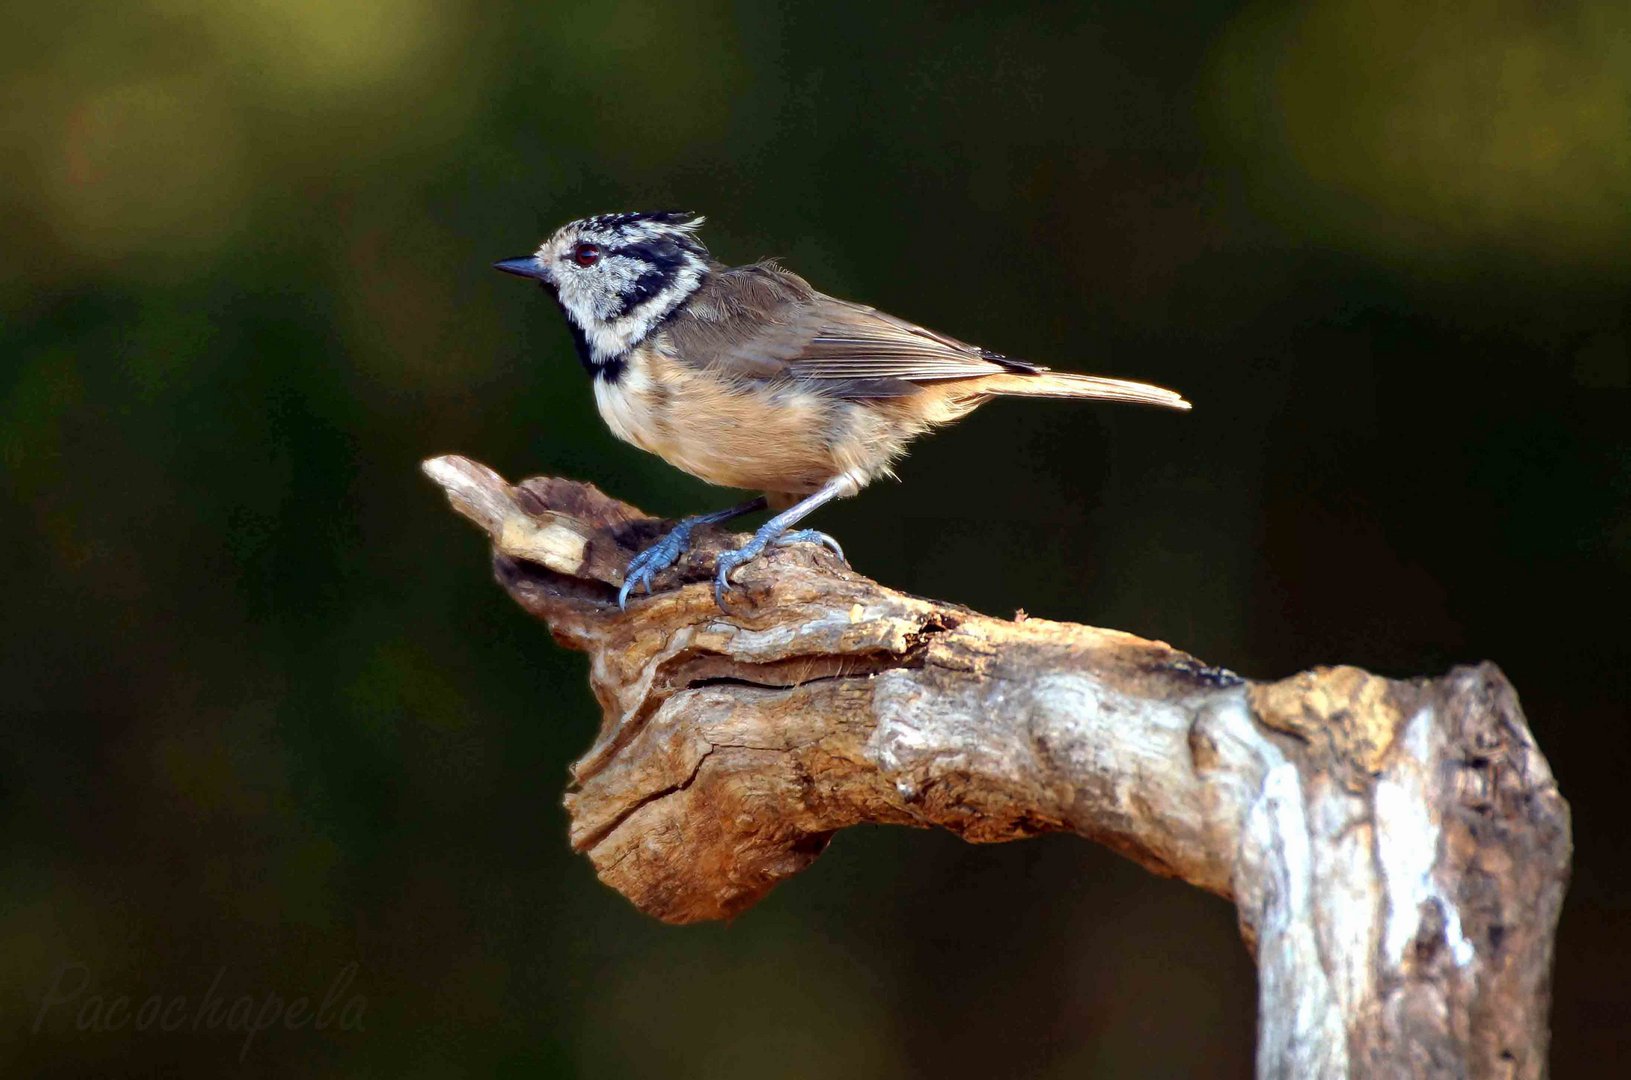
496,211,1190,609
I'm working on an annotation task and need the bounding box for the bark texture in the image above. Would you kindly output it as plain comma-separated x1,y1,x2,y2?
424,454,1571,1079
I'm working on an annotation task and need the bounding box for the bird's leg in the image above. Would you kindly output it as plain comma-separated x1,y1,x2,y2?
714,475,859,607
619,496,767,610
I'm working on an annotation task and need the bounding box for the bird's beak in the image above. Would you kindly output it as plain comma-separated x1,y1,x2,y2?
494,256,550,281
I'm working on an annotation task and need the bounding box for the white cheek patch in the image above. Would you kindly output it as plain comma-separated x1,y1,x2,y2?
563,259,703,365
533,217,708,366
592,255,655,321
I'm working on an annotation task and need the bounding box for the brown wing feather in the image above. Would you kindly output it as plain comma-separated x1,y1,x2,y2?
657,262,1016,399
656,261,1189,411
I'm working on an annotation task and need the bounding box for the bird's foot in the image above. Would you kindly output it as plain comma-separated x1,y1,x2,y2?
714,525,847,608
618,521,701,610
615,496,770,610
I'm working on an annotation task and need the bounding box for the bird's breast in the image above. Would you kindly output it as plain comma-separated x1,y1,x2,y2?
589,348,869,495
591,359,661,453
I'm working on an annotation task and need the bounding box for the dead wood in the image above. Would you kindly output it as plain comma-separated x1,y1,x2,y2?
424,454,1570,1079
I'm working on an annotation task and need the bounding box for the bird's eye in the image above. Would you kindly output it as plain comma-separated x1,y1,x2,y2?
571,242,601,268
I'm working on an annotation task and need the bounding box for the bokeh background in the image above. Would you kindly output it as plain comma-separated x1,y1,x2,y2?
5,1,1628,1075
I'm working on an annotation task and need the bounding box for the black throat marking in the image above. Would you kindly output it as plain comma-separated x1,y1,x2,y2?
563,310,626,383
542,283,621,381
557,305,597,374
559,308,627,384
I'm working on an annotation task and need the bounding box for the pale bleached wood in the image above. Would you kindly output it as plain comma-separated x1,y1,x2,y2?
425,454,1571,1079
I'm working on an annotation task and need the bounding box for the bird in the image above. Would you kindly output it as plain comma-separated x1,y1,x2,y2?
495,211,1190,610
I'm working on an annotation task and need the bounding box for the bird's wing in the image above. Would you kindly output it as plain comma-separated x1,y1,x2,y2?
658,262,1029,399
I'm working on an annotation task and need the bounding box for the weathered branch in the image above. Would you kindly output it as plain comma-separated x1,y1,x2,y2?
424,454,1571,1079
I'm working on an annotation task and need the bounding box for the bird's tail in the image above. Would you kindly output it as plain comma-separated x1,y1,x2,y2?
976,370,1192,411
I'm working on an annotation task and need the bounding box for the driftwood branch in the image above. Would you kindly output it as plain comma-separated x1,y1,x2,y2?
424,454,1571,1079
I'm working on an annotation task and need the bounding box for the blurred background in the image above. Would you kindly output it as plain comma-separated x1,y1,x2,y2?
4,0,1627,1075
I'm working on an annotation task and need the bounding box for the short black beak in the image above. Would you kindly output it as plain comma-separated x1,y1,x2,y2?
494,256,549,281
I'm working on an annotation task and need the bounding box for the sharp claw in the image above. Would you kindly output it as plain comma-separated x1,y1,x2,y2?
616,522,699,609
617,561,651,611
814,534,845,563
774,529,847,564
712,549,750,610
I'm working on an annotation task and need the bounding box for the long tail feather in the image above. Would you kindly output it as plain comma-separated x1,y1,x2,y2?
977,371,1192,411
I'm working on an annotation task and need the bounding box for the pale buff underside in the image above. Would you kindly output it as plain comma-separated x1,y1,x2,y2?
594,349,986,498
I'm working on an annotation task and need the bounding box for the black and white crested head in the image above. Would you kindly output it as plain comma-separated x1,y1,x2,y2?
500,211,712,373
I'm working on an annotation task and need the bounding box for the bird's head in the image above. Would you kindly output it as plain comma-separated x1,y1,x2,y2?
496,211,711,369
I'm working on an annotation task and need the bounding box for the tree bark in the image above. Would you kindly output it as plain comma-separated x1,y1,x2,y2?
424,454,1571,1079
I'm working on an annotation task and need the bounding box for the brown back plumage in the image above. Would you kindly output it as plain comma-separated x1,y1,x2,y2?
655,262,1191,411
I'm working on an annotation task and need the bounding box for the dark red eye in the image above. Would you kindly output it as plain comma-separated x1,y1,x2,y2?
571,242,601,268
